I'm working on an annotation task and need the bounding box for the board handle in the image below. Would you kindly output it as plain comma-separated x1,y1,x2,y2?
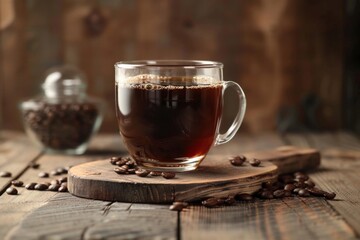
215,81,246,145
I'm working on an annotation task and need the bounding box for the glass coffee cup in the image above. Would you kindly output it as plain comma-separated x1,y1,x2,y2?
115,60,246,172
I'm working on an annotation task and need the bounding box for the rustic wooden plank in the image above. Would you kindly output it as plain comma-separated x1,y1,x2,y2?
0,131,42,193
181,133,357,240
284,132,360,237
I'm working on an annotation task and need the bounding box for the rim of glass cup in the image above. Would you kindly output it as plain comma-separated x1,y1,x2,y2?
114,60,223,69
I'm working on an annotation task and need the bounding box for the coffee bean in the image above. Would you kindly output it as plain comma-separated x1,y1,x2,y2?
235,193,254,201
50,170,61,176
294,172,309,181
6,187,18,195
25,182,37,190
34,183,48,191
125,160,136,167
38,172,49,178
273,190,285,198
56,167,67,175
169,202,188,211
58,185,68,192
51,179,60,185
249,158,261,167
324,192,336,200
0,171,12,178
29,162,40,169
149,171,162,176
304,180,315,188
58,176,67,183
61,182,67,187
298,189,310,197
114,166,128,174
284,190,292,197
43,182,51,187
260,190,274,199
11,180,24,187
229,155,246,166
202,197,220,208
262,181,274,189
127,168,136,174
110,157,121,165
294,181,306,188
48,184,60,191
162,172,176,179
284,184,296,192
225,195,236,205
306,187,327,197
134,168,149,177
293,188,301,194
115,158,128,166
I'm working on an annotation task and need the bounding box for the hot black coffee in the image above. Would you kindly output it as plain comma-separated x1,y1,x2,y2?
116,76,223,166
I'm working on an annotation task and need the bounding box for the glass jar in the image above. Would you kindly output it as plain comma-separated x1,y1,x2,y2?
20,66,103,155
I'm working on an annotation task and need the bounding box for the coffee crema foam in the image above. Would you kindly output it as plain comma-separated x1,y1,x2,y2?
117,74,222,90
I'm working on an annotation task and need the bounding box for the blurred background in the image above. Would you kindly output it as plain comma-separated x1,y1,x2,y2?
0,0,359,134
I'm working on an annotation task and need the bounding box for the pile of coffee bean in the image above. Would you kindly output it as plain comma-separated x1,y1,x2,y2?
169,172,336,211
110,156,176,179
23,102,98,150
4,164,71,195
229,155,261,167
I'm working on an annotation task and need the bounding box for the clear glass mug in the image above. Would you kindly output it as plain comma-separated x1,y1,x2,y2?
115,60,246,172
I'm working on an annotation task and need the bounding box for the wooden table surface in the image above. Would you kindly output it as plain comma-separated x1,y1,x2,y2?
0,131,359,240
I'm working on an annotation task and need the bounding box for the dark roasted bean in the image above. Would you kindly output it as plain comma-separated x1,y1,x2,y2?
56,167,67,175
162,172,176,179
114,166,128,174
25,182,37,190
6,187,18,195
260,190,274,199
149,171,162,176
294,181,306,188
284,184,296,192
34,183,48,191
29,162,40,169
293,188,301,194
11,180,24,187
225,195,236,205
229,155,246,166
115,159,128,166
38,172,49,178
304,180,315,188
307,187,327,197
202,197,220,208
48,184,60,191
127,168,136,174
262,181,274,189
58,185,68,192
50,170,61,176
294,172,309,181
51,179,60,185
169,202,188,211
235,193,254,201
298,189,310,197
110,157,121,165
249,158,261,167
58,176,67,183
0,171,12,178
273,190,285,198
43,182,51,187
324,192,336,200
135,169,150,177
284,190,292,197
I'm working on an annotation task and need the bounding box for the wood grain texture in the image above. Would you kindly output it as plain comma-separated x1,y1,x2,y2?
284,132,360,238
0,0,345,133
68,156,278,203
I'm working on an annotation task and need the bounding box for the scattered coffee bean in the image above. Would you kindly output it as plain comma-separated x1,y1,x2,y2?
150,171,162,176
0,171,12,178
235,193,254,201
169,202,188,211
307,187,327,197
110,157,122,165
38,172,49,178
58,176,67,183
48,184,60,191
273,190,285,198
58,185,68,192
56,167,67,175
25,182,37,190
298,189,310,197
293,188,301,194
304,180,315,188
260,190,274,199
50,170,61,176
34,183,48,191
249,158,261,167
6,187,18,195
294,172,309,181
229,155,246,166
43,182,51,187
11,180,24,187
284,190,292,197
127,168,136,174
135,169,150,177
116,158,128,166
114,166,128,174
294,181,306,188
284,184,296,192
324,192,336,200
225,195,236,205
29,162,40,169
162,172,176,179
202,197,220,208
262,181,274,189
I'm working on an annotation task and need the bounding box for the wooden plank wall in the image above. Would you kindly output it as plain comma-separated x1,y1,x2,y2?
0,0,344,133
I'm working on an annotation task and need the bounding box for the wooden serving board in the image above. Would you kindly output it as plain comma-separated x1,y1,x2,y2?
68,146,320,203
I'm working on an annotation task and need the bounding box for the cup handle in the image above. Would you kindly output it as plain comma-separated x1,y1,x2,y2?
215,81,246,146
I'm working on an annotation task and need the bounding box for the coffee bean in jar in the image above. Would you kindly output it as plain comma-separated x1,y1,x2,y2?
20,66,103,155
